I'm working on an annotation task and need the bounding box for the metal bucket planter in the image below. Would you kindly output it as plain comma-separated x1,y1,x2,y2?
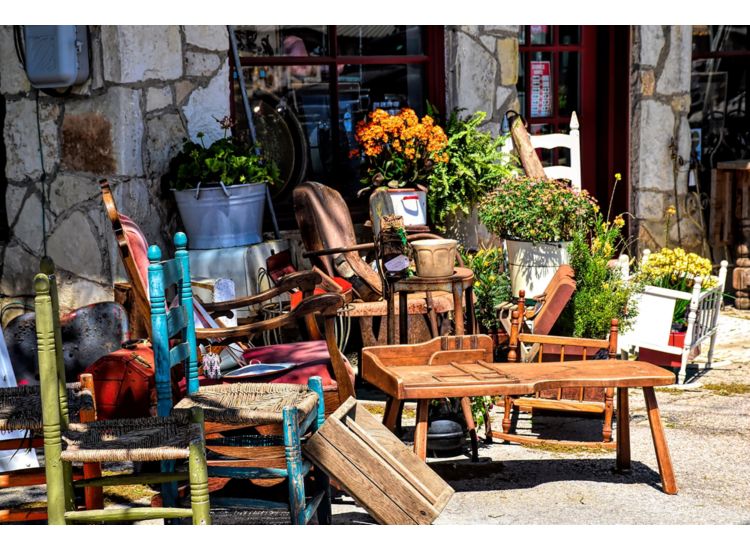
173,182,266,249
505,239,570,297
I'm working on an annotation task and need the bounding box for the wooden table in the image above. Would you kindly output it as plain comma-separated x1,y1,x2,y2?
386,267,475,345
361,352,678,494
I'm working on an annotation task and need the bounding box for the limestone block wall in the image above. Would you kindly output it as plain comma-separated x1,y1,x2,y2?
0,25,230,319
630,25,704,254
443,25,519,249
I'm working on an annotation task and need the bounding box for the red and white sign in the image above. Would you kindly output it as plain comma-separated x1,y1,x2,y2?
530,60,552,118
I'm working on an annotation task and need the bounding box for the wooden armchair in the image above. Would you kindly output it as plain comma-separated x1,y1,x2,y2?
101,179,355,414
496,266,576,340
494,309,619,448
293,181,466,345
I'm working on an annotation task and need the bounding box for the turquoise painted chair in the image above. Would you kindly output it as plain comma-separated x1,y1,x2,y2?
34,270,211,525
147,232,331,525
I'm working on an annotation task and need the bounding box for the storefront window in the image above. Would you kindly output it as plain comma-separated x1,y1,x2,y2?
231,25,444,226
690,26,749,174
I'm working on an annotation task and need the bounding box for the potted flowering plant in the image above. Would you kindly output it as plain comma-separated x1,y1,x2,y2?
166,116,280,249
477,175,597,296
351,108,449,235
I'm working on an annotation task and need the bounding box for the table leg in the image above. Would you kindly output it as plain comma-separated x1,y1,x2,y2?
643,387,678,495
387,290,396,345
460,397,479,462
413,399,430,461
383,396,401,434
452,282,465,336
399,291,409,345
616,388,631,472
465,285,476,335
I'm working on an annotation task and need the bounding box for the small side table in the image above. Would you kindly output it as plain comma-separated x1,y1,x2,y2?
386,267,475,345
385,267,479,461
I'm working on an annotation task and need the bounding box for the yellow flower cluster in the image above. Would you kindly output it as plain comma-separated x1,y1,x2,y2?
639,247,716,289
354,108,449,164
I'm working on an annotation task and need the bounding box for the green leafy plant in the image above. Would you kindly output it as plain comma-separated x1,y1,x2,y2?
460,246,512,332
427,110,517,231
559,175,640,338
477,176,597,243
167,117,280,191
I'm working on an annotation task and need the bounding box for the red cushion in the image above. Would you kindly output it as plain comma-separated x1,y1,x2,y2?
178,340,355,394
241,340,354,390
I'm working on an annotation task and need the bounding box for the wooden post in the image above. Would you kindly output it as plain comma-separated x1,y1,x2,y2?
608,319,619,359
507,112,547,180
508,309,520,363
175,232,200,395
78,374,104,511
679,276,703,384
308,376,332,525
642,387,678,495
283,406,307,524
35,274,68,525
616,388,631,472
188,407,211,525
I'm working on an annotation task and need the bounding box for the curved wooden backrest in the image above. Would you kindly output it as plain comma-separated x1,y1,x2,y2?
100,179,152,337
525,264,576,336
293,181,382,299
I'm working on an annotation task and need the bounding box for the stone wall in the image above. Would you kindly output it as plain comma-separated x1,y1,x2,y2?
0,25,230,319
444,25,520,248
630,25,704,254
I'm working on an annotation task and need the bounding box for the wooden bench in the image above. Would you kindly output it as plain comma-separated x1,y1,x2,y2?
361,335,678,494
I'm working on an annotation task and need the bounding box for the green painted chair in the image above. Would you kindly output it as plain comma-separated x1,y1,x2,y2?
35,271,211,525
148,233,331,525
0,258,103,523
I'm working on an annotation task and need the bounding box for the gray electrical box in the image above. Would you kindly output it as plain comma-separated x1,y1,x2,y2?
23,25,89,88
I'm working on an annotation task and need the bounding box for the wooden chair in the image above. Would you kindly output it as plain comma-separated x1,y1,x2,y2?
502,111,582,191
293,181,465,346
0,259,103,523
147,234,332,524
494,309,619,448
100,179,355,415
496,266,576,342
31,269,211,525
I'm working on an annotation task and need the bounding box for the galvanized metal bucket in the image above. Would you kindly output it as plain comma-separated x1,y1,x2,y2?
173,182,266,249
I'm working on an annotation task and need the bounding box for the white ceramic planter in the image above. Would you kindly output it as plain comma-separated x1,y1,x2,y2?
411,238,457,278
173,182,266,249
505,239,570,297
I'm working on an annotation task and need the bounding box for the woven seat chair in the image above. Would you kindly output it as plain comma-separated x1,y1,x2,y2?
33,272,211,525
0,258,103,523
148,233,331,525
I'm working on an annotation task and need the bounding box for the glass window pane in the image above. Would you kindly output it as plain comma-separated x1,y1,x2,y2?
693,25,749,53
519,26,526,45
337,26,424,56
559,52,579,116
559,26,580,45
530,25,552,45
235,26,328,57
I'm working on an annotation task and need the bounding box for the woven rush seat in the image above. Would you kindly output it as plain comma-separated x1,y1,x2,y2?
60,413,202,463
0,382,91,432
173,382,319,425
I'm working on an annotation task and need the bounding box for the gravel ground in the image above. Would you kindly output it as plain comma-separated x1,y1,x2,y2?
332,309,750,525
3,310,748,525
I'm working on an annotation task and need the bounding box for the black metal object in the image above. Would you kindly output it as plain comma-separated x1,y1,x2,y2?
4,301,129,385
227,25,281,240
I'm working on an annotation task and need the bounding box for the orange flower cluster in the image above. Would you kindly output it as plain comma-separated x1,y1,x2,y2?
353,108,449,165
